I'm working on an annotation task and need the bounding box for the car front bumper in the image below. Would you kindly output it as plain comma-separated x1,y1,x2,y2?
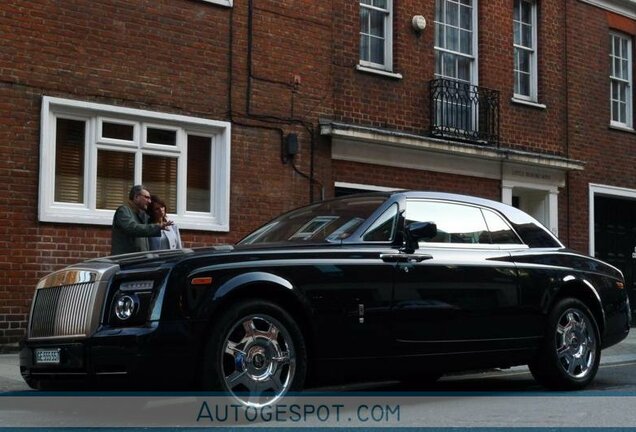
19,323,196,389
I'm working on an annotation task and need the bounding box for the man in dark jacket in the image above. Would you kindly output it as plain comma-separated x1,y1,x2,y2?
111,185,172,255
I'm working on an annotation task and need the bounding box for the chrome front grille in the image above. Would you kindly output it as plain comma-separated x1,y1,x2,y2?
27,264,118,340
29,282,96,338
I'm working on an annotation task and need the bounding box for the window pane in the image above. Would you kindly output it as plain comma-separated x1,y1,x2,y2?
102,122,134,141
142,155,177,212
370,36,384,64
518,49,530,73
405,201,489,244
447,27,459,51
483,210,521,244
521,0,532,24
363,204,397,241
619,100,626,123
621,59,629,80
147,128,176,146
514,0,521,21
460,4,472,30
443,52,456,77
373,0,387,8
96,150,134,210
187,135,211,213
612,100,619,122
360,7,369,34
370,9,384,37
360,34,370,61
613,57,620,77
460,29,471,55
435,22,444,48
458,56,471,81
445,2,458,26
55,118,85,203
520,73,530,96
521,24,532,48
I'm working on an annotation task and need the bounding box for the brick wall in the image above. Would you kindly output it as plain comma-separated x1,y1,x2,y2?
333,160,501,201
0,0,334,345
565,1,636,253
331,0,568,155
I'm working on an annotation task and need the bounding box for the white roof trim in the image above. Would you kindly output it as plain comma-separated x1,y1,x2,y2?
578,0,636,20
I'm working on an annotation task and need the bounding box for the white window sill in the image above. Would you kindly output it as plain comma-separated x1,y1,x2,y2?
199,0,233,6
39,208,229,232
356,65,403,80
511,98,546,110
609,123,635,134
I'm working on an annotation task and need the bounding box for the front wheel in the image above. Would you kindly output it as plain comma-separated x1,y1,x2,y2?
529,298,601,390
202,299,307,407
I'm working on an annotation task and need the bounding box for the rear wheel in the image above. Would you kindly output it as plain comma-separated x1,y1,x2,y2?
529,298,600,390
202,299,307,407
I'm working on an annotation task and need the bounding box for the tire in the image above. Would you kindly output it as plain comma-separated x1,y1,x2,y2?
529,298,601,390
202,299,307,407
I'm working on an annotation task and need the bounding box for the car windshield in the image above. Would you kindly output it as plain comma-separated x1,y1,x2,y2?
238,195,389,245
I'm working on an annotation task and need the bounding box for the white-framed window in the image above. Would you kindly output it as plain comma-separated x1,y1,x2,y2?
359,0,393,71
610,32,633,129
434,0,478,132
39,96,231,231
434,0,477,85
513,0,538,101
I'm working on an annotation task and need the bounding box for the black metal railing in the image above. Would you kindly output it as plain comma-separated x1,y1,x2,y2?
429,78,500,146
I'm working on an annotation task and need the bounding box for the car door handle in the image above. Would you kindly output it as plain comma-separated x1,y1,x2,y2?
380,254,433,263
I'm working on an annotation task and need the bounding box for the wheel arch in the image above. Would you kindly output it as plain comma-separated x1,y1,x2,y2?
552,278,606,337
198,272,315,364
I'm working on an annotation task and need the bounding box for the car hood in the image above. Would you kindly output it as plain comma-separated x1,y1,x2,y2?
84,242,337,271
84,245,236,270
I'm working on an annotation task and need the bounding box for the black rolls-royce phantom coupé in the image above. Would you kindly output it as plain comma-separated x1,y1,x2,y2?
20,191,631,406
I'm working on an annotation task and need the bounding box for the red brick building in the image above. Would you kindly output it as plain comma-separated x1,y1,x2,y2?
0,0,634,347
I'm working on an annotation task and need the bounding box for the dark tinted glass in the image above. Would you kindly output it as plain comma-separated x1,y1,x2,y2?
482,209,522,244
240,195,388,245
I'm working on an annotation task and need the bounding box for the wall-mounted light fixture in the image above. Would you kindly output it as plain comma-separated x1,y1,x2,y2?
412,15,427,33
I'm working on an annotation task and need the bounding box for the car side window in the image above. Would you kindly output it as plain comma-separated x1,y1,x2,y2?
362,203,398,242
405,200,490,244
482,209,522,244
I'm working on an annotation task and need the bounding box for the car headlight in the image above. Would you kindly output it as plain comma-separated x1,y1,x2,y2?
114,294,139,321
108,275,164,326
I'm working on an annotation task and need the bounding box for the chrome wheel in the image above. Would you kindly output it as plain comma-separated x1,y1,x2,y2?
529,297,601,390
555,308,596,379
221,313,296,407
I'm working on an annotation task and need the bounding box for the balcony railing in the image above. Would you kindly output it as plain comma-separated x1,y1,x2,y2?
429,78,500,146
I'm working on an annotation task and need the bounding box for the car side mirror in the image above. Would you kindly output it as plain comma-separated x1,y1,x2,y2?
403,221,437,253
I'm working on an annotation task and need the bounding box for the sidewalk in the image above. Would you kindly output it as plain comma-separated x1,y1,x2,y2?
1,330,634,389
599,327,636,365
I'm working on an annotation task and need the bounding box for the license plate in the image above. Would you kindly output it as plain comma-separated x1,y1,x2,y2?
34,348,61,365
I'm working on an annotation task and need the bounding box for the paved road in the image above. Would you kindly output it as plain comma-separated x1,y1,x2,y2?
1,333,636,428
